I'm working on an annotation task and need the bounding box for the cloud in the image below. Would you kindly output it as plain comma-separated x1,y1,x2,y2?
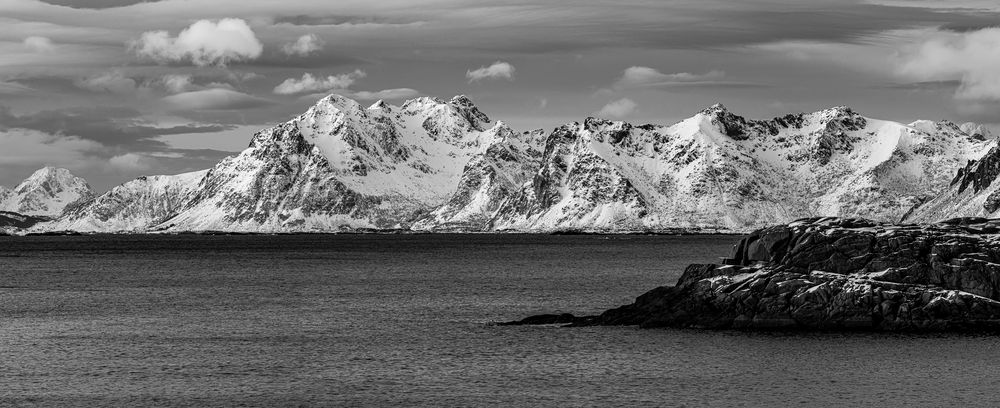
282,34,324,56
0,128,101,167
614,67,726,89
896,28,1000,101
273,70,366,95
604,66,765,93
159,74,195,93
37,0,166,9
0,81,34,95
23,36,55,53
595,98,637,119
108,152,154,172
162,88,272,110
344,88,419,100
130,18,263,66
466,61,515,82
0,106,234,150
74,70,137,94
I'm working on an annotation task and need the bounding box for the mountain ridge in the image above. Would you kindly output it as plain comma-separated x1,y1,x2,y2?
14,94,998,234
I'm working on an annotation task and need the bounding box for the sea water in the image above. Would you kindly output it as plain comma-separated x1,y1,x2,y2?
1,234,999,407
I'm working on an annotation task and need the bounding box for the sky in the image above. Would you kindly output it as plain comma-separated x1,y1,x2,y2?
2,0,1000,191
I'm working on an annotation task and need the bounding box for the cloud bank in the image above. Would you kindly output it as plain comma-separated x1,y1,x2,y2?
282,34,324,56
615,67,726,90
596,98,637,119
74,70,138,94
466,61,515,82
131,18,263,66
273,70,366,95
162,88,272,110
23,36,55,53
897,28,1000,101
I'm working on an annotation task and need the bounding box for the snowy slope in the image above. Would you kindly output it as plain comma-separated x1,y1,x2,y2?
0,167,94,217
411,127,546,231
902,142,1000,223
41,170,208,232
488,105,991,231
155,95,508,232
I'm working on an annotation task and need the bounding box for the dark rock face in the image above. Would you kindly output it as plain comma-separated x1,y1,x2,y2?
0,211,46,229
508,217,1000,331
953,145,1000,209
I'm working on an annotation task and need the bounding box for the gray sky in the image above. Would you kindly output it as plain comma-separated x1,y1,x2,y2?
2,0,1000,191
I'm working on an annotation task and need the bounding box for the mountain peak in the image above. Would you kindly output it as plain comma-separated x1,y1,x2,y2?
447,94,490,130
1,166,93,217
812,106,866,134
816,105,858,118
23,166,75,185
701,103,729,115
313,93,363,112
368,99,391,113
451,94,473,103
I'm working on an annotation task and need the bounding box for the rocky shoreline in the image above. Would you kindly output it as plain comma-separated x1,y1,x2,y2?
505,217,1000,332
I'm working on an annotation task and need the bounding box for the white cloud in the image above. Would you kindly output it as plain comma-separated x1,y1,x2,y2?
273,70,366,95
466,61,515,82
755,39,894,75
160,74,196,94
108,153,154,172
865,0,1000,10
162,88,271,111
74,70,137,94
896,28,1000,101
614,66,725,89
0,128,100,167
23,36,54,53
154,74,235,94
130,18,263,66
596,98,637,119
282,34,324,56
0,81,33,95
226,70,263,82
345,88,420,100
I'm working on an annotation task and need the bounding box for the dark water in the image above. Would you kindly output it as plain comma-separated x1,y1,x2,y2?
2,234,999,407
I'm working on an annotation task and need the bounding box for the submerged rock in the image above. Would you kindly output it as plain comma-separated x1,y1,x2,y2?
507,217,1000,332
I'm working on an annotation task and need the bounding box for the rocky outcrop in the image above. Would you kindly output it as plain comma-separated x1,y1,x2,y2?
506,217,1000,331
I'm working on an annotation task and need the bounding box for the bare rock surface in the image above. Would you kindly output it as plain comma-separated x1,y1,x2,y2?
506,217,1000,331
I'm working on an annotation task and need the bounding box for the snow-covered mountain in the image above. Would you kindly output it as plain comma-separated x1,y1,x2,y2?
411,127,547,231
156,95,512,232
43,170,208,232
485,105,991,231
0,167,94,217
902,143,1000,223
26,95,997,233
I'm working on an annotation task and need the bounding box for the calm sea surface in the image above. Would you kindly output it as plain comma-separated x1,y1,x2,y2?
1,234,999,407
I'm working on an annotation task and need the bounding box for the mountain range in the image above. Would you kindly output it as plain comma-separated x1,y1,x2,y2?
4,94,998,234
